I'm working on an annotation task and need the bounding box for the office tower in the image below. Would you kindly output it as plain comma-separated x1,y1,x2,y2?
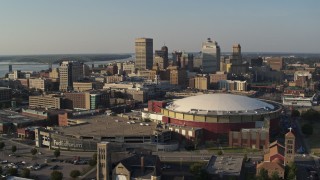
8,65,12,73
172,51,182,66
267,57,284,71
232,44,242,63
154,46,169,69
233,44,241,55
181,52,194,71
135,38,153,70
59,61,83,91
201,38,221,73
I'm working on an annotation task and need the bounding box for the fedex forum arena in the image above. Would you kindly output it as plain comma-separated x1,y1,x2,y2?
160,94,283,141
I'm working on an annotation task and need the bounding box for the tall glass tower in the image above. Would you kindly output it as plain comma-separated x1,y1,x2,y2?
201,38,220,73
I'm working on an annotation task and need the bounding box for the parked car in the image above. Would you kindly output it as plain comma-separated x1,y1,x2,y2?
50,165,59,170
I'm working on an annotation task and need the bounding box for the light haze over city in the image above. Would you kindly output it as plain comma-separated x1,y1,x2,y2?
0,0,319,55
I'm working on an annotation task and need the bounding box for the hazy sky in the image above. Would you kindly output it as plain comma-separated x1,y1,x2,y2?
0,0,319,55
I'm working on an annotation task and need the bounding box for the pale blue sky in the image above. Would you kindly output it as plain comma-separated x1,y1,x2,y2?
0,0,319,55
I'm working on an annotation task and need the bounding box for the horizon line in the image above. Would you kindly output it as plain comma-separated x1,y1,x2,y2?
1,51,320,57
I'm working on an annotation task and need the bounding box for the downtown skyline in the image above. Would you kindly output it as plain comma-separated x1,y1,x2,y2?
0,0,319,55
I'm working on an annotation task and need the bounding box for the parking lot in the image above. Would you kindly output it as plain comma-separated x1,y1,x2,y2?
0,138,94,179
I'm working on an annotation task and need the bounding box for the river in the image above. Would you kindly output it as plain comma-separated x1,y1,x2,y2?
0,58,133,78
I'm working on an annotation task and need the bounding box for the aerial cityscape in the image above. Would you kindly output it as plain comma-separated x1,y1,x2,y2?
0,1,320,180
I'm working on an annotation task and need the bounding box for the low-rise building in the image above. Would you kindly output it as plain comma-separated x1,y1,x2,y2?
229,128,269,149
28,78,51,91
206,155,244,179
219,80,247,91
73,82,104,92
210,71,227,88
189,75,210,90
64,92,91,110
105,75,125,83
256,130,295,179
29,94,62,109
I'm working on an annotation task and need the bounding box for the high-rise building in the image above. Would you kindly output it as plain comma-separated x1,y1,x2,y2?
232,44,241,59
8,65,12,73
201,38,221,73
154,46,168,69
59,61,84,91
230,43,248,74
135,38,153,70
169,66,187,88
232,44,242,64
172,51,182,66
267,57,284,71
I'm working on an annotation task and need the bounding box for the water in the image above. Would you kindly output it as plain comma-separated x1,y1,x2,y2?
0,58,133,78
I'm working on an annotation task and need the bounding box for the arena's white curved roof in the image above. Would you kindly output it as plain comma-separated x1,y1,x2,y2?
167,94,275,113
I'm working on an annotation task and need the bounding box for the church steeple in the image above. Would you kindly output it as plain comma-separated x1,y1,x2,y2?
284,127,295,166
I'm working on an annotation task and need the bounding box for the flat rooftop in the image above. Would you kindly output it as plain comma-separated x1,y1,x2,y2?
57,115,159,138
0,110,45,125
206,155,244,177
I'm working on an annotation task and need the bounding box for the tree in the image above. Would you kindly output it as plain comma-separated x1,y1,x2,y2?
7,167,18,176
51,170,63,180
197,169,209,180
11,145,17,153
0,142,5,151
31,148,37,155
301,123,313,136
244,153,248,162
89,153,97,167
190,162,203,175
301,109,320,122
31,148,37,159
270,171,280,180
291,109,300,118
257,168,269,180
285,162,297,180
21,168,30,178
54,149,61,159
70,170,81,179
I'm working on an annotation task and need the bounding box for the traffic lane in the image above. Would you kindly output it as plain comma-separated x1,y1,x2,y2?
295,156,317,180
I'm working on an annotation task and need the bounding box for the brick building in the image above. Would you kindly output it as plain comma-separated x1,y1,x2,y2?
229,128,269,149
64,92,91,110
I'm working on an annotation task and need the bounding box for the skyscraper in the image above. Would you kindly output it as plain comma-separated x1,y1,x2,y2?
201,38,221,73
154,46,168,69
232,43,242,62
8,65,12,73
135,38,153,70
59,61,84,91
